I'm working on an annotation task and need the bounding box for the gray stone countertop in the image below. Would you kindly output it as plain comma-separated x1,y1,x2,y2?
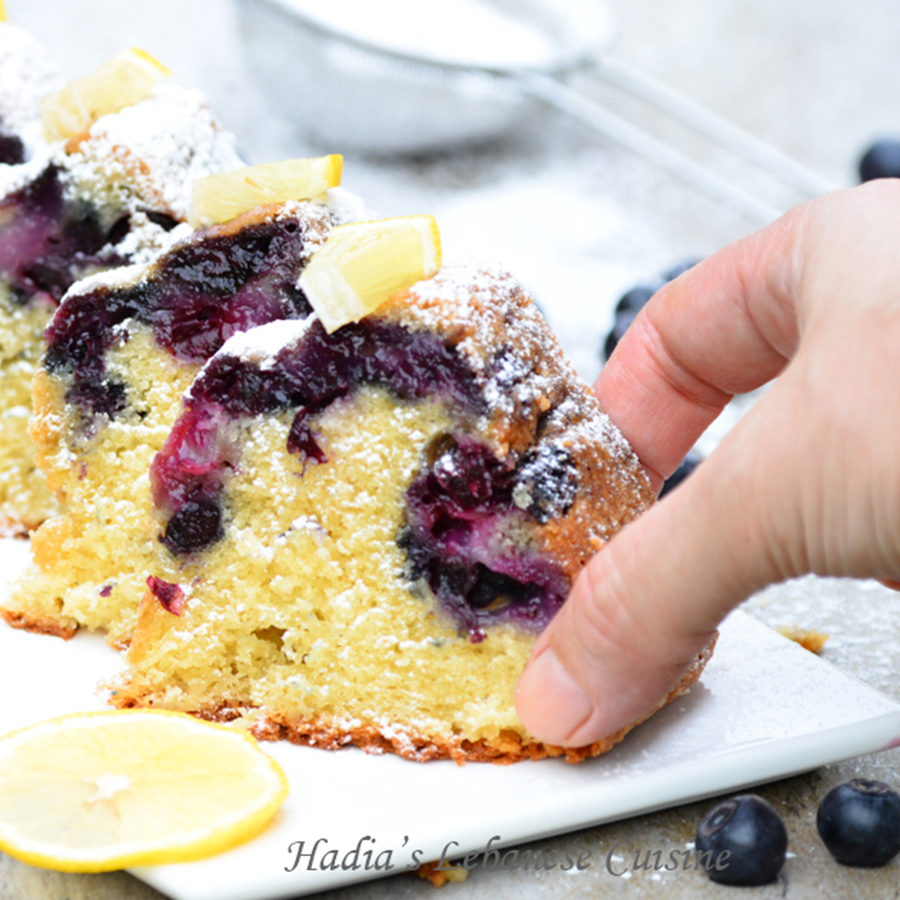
3,0,900,897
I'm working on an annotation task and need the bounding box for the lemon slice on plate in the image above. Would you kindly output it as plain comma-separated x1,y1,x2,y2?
299,215,442,333
41,48,171,142
0,709,288,872
190,156,344,228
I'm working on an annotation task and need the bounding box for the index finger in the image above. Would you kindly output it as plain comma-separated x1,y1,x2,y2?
595,210,805,489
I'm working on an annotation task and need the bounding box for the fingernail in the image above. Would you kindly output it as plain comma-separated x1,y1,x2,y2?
516,648,594,746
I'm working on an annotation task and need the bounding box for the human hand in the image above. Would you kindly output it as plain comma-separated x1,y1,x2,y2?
515,181,900,747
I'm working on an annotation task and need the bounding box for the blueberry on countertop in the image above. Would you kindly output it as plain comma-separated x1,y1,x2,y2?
817,779,900,867
602,258,705,363
615,284,660,316
603,306,638,361
696,795,788,886
603,284,659,361
858,139,900,182
660,451,702,497
662,257,703,282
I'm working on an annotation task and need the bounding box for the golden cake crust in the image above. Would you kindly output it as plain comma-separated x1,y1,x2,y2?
0,606,76,639
250,636,716,764
116,587,716,764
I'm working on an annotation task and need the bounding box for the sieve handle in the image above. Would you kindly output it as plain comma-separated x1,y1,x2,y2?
592,57,838,199
517,69,835,225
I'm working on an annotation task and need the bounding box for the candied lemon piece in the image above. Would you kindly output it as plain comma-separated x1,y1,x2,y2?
299,215,441,333
0,2,6,22
0,710,288,872
41,48,171,142
190,156,344,228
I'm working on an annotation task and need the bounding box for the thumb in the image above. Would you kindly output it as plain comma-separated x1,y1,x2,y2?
515,412,782,748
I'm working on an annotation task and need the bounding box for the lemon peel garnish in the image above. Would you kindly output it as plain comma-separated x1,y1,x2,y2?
41,48,171,142
190,155,344,228
299,215,442,333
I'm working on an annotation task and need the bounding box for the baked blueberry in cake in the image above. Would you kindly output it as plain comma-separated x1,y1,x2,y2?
113,261,712,763
0,55,241,534
2,188,362,644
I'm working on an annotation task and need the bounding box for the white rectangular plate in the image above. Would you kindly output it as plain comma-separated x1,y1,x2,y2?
2,538,900,900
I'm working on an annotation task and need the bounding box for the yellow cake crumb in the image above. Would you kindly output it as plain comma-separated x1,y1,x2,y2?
776,625,829,654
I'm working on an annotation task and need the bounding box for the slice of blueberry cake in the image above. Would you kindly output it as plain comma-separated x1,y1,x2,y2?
0,22,63,530
113,262,710,763
0,76,241,534
2,191,362,645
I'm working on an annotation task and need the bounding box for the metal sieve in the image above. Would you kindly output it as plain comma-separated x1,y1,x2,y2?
236,0,838,223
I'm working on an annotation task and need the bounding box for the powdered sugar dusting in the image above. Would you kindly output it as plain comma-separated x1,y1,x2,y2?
0,24,62,156
110,215,193,266
403,261,643,469
277,188,369,265
320,185,373,226
62,83,242,222
60,261,149,300
0,149,52,196
222,317,313,367
563,395,637,465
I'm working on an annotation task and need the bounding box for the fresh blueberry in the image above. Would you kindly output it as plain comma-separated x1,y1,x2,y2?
695,795,787,886
614,284,660,316
601,262,700,363
663,257,704,282
817,779,900,867
858,139,900,183
603,284,661,361
602,307,638,360
660,451,702,497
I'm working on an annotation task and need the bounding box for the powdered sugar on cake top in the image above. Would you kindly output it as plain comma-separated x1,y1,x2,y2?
312,186,373,229
0,24,62,154
0,149,51,195
62,83,243,222
111,214,194,266
59,260,152,300
401,261,639,463
210,259,644,480
277,187,370,263
222,318,313,368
